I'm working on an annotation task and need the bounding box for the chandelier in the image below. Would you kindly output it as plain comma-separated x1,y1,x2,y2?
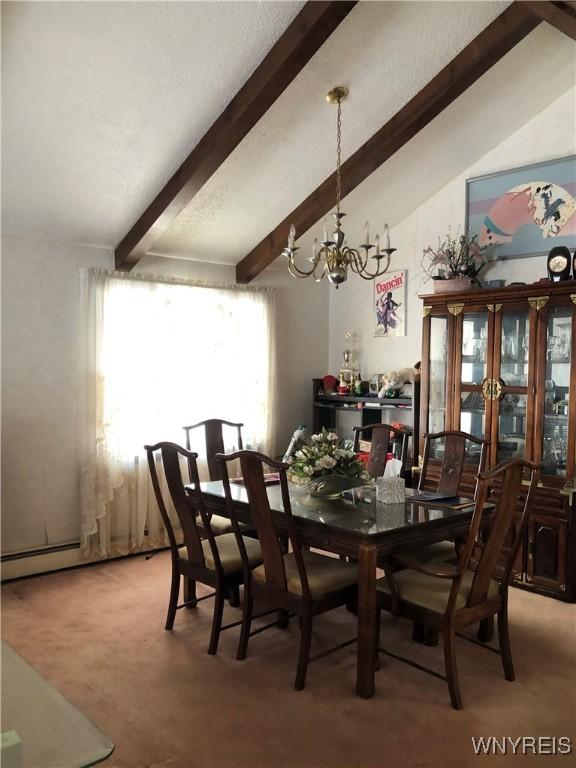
282,86,395,288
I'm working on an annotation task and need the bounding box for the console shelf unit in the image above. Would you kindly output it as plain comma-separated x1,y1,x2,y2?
312,378,420,474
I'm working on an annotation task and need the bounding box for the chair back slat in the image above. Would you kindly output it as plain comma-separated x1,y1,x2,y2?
420,430,488,499
205,422,226,480
240,454,288,590
465,459,539,607
145,442,206,567
183,419,244,481
353,423,411,478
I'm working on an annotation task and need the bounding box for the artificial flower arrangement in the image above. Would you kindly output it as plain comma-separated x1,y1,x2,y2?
287,428,369,485
422,230,496,283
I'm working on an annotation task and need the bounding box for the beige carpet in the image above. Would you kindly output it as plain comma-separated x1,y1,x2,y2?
2,552,575,768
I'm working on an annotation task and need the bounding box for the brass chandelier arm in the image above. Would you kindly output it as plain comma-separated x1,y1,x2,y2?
348,248,392,279
285,247,328,281
286,258,318,279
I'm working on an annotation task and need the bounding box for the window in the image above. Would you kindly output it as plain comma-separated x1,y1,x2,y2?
79,270,275,556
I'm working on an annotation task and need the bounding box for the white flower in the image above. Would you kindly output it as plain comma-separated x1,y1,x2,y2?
295,450,306,460
303,465,313,475
327,432,338,441
311,433,322,442
320,455,336,470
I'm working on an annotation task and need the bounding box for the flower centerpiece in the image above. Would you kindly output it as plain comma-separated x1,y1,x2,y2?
422,230,496,293
287,428,369,497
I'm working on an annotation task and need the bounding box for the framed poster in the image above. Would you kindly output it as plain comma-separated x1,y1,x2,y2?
374,270,405,337
465,155,576,260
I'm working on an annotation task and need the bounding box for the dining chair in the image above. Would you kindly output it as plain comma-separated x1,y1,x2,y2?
352,423,411,479
217,449,360,690
399,430,490,568
145,442,262,655
182,419,246,536
376,457,539,709
183,419,243,481
419,430,489,497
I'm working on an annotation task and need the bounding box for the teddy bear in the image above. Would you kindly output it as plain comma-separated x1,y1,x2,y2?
378,366,418,398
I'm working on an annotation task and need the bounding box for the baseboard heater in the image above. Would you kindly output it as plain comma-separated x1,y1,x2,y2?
1,538,166,582
1,541,81,563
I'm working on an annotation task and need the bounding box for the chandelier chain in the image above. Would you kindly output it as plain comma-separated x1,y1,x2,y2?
336,98,342,215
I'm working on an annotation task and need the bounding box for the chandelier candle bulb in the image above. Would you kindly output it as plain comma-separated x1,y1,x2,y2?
375,234,381,256
383,224,391,251
364,221,370,246
288,224,296,250
323,220,329,242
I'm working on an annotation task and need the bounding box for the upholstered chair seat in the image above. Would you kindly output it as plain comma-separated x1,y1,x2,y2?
179,533,262,575
377,568,499,614
195,514,250,535
252,551,358,599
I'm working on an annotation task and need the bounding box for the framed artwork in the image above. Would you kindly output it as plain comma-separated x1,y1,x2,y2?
465,155,576,260
374,270,405,338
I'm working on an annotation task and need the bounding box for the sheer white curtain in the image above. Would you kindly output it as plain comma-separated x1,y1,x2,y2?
79,269,276,559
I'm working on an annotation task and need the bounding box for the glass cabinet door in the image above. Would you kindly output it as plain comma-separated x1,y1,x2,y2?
455,308,494,444
494,307,532,463
542,305,572,478
428,315,448,457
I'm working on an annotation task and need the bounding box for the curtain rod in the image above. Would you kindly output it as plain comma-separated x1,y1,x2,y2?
82,268,273,294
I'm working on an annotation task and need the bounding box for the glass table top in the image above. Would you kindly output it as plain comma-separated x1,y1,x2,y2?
201,481,479,537
1,641,114,768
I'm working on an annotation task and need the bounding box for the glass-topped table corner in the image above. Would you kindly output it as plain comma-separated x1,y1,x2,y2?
1,641,114,768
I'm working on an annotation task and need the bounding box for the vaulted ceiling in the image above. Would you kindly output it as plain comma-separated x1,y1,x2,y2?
2,1,575,279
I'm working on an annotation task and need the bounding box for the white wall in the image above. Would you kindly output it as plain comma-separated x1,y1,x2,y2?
1,242,328,555
1,236,113,553
328,86,576,377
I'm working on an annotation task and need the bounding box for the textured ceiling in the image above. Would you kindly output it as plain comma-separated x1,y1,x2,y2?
152,0,511,263
2,1,575,270
1,0,303,246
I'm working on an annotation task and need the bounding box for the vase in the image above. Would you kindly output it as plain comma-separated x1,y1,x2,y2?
307,474,367,499
432,277,478,294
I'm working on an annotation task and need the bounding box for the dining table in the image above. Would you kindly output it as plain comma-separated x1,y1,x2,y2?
200,481,492,699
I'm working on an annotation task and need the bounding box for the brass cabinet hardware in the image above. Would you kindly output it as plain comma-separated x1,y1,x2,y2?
423,305,432,317
521,479,545,488
570,294,576,306
481,378,504,400
487,303,502,313
528,296,549,311
561,481,575,506
447,303,464,316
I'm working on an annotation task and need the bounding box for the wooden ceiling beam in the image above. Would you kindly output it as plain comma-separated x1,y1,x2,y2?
236,2,542,284
518,1,576,40
114,0,358,271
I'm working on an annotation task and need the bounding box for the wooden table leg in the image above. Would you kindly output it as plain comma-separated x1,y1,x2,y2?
356,543,377,699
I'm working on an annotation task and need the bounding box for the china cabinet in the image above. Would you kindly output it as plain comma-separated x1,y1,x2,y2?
419,281,576,601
